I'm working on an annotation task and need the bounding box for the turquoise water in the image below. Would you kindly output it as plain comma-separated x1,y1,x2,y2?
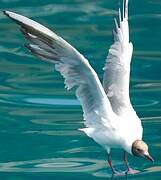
0,0,161,179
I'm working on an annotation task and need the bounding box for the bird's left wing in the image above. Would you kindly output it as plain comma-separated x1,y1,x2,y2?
103,0,133,115
4,11,116,129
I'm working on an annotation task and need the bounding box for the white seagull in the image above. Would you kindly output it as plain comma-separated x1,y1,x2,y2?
3,0,154,175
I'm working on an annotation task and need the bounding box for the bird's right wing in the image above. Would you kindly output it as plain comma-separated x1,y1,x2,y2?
103,0,133,115
4,11,116,129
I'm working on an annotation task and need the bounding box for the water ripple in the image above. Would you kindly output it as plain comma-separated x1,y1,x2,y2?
0,94,80,107
25,97,80,106
0,157,157,178
24,130,81,136
0,1,161,179
134,50,161,61
0,3,116,20
0,158,104,173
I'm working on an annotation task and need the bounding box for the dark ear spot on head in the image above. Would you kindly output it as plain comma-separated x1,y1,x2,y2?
136,148,143,153
132,147,140,156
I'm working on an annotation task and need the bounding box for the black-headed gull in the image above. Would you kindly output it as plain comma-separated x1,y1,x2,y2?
3,0,153,175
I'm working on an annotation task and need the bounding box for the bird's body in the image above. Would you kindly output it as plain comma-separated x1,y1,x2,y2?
82,109,142,154
80,0,143,155
3,0,153,175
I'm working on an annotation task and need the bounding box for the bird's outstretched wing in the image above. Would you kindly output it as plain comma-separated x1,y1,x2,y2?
4,11,116,130
103,0,133,115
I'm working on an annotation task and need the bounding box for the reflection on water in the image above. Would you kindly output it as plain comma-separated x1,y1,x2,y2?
24,130,81,136
0,2,116,20
0,94,159,108
0,157,104,174
134,51,161,61
25,97,80,106
0,157,160,178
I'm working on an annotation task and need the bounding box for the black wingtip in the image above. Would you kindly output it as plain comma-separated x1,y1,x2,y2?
3,10,9,17
2,10,21,25
3,10,7,15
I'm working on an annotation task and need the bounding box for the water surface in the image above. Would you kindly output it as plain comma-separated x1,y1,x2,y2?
0,0,161,179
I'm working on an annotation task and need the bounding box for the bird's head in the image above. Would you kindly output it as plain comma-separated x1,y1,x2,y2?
132,140,154,162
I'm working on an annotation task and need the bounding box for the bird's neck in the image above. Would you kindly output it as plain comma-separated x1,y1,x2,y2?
123,142,133,155
123,137,143,155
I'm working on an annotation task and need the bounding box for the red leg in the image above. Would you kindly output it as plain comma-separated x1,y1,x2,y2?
123,151,139,174
107,153,117,175
124,151,130,171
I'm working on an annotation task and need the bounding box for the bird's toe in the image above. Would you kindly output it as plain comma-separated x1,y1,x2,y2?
112,171,125,177
126,168,140,175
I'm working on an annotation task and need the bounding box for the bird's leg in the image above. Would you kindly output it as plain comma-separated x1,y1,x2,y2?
123,151,131,172
123,151,138,174
107,153,117,175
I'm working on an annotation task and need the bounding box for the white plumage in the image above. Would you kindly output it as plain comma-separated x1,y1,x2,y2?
4,0,154,175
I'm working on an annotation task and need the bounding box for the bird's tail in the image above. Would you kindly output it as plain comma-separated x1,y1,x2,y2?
79,128,94,137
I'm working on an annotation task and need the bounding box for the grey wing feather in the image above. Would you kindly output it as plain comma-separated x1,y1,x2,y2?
4,11,116,129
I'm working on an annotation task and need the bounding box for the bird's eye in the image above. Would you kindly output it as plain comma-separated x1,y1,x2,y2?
137,148,141,152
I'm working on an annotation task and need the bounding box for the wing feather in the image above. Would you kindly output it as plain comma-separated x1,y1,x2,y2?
4,11,116,129
103,0,133,115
